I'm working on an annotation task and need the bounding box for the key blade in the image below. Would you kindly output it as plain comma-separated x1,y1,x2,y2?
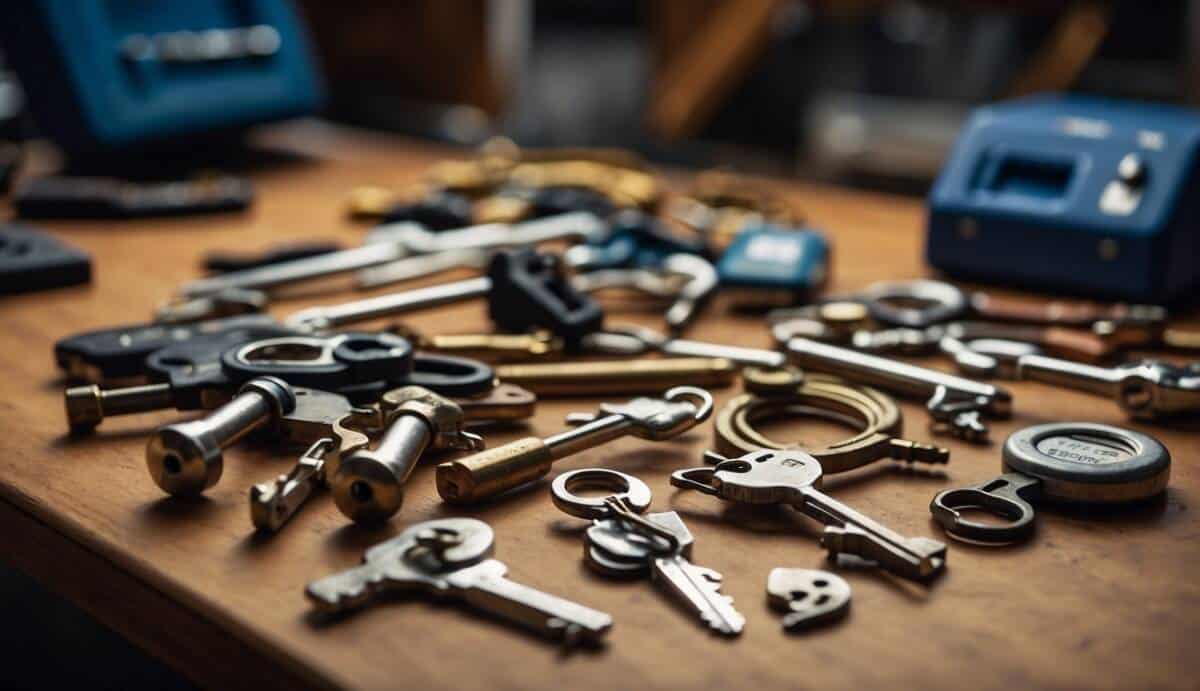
447,559,613,645
652,557,745,636
820,525,946,582
305,556,438,613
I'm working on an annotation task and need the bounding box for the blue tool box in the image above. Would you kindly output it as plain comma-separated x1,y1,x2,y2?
0,0,323,154
926,95,1200,304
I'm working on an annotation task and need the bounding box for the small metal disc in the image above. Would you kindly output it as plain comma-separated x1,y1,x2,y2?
1002,423,1170,504
863,279,968,328
585,512,693,562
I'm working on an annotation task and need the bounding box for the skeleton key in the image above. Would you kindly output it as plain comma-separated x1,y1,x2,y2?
672,450,947,582
306,517,613,646
552,468,745,636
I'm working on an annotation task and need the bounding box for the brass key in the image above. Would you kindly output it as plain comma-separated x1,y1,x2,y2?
672,449,947,582
389,326,564,362
437,387,713,504
494,358,737,395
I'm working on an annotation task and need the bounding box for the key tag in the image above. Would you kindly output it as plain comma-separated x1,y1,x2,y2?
930,422,1170,545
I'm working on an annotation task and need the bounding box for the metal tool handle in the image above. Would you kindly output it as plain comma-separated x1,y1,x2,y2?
182,243,404,297
786,337,1010,414
494,357,736,395
284,276,492,330
1016,354,1122,396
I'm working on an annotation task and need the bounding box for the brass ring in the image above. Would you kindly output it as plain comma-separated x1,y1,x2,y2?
714,369,948,473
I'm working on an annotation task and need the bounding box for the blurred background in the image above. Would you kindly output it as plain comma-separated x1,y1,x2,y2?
2,0,1198,193
0,1,1196,688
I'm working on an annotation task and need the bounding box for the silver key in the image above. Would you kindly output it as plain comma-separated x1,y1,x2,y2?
284,276,492,331
766,568,851,631
1017,355,1200,419
651,549,745,636
583,323,787,368
306,518,613,645
784,336,1012,441
554,468,745,636
356,247,491,290
182,212,605,298
672,450,948,582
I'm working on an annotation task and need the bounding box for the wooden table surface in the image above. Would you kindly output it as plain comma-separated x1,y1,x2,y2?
1,121,1197,691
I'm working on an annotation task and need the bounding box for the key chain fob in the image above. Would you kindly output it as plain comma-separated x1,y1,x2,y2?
55,314,287,382
930,422,1170,545
487,249,604,348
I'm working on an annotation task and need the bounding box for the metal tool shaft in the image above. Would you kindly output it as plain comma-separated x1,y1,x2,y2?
66,382,175,431
285,277,492,330
494,358,735,395
1016,354,1121,396
786,337,1010,414
182,242,404,297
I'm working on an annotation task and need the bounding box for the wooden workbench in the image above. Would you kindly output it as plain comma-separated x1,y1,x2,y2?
1,121,1196,690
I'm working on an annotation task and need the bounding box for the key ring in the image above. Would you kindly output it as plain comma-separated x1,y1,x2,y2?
713,368,949,473
862,279,967,328
930,422,1170,545
551,468,653,519
550,468,678,552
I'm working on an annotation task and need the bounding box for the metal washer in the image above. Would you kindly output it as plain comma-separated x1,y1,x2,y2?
1003,422,1171,504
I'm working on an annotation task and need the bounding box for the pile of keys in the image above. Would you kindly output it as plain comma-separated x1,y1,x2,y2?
552,468,746,637
46,143,1197,647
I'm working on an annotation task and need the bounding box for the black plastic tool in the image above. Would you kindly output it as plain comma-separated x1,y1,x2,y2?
203,241,343,274
381,190,475,230
487,249,604,348
0,223,91,295
15,175,253,218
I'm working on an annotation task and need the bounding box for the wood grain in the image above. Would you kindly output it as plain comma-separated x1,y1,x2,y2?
0,121,1197,690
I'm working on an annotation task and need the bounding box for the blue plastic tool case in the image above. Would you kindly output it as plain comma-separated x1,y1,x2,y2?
0,0,323,154
926,95,1200,304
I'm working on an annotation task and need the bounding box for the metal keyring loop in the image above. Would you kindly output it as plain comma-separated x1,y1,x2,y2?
713,373,949,473
551,468,653,520
863,279,968,328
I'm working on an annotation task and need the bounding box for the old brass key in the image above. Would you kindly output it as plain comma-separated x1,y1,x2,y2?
437,387,713,504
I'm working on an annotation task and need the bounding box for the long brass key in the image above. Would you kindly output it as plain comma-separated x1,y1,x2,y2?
437,387,713,504
494,358,736,395
672,449,947,582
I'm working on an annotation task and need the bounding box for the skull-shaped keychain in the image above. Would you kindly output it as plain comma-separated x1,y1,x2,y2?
766,568,851,632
